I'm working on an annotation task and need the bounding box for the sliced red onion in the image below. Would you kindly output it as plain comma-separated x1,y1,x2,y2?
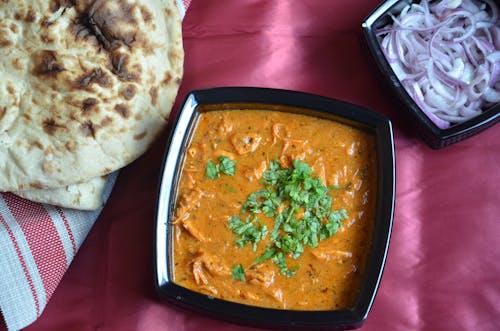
376,0,500,128
492,25,500,49
408,81,452,128
484,87,500,102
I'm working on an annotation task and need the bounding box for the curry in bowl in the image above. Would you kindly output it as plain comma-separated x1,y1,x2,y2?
155,87,394,329
173,109,375,310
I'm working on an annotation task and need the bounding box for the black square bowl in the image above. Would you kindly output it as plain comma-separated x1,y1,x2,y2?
154,87,395,330
362,0,500,149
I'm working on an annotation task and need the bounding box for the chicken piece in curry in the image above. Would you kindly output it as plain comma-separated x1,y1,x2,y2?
172,109,376,310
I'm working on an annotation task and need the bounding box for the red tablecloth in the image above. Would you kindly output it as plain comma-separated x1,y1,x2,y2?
16,1,500,330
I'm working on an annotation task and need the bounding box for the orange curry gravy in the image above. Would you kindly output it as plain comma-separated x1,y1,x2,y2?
172,109,376,310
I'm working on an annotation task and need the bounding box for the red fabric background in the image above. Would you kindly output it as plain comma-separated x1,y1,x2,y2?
16,1,500,330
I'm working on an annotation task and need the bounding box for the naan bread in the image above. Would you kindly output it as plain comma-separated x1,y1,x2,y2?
13,175,108,210
0,0,184,192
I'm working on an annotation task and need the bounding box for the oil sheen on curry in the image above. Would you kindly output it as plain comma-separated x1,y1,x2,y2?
172,109,376,310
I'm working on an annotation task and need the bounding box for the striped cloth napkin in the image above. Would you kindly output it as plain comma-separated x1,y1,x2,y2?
0,1,191,330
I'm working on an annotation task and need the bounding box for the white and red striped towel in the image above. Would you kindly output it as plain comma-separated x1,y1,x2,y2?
0,1,190,330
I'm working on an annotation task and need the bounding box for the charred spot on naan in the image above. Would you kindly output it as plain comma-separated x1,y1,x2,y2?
162,72,172,86
134,130,147,140
72,0,138,52
9,23,18,33
121,84,137,100
22,113,32,121
110,52,141,82
81,98,99,114
140,5,153,22
0,39,13,48
150,87,158,106
43,118,67,135
31,141,44,150
100,116,113,127
76,68,112,89
65,140,77,152
29,181,44,190
81,121,97,138
114,104,130,118
0,107,6,122
24,8,37,22
31,50,65,77
12,58,24,71
6,85,15,95
161,72,182,88
169,47,183,66
0,28,13,48
13,7,37,23
40,32,55,44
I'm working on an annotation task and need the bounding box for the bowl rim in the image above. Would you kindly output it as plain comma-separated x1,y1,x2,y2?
154,87,395,329
361,0,500,148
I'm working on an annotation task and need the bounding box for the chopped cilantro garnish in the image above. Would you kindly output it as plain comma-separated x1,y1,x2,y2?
229,159,349,277
253,246,276,264
205,156,236,179
219,156,236,175
205,161,219,179
231,264,246,281
272,251,298,277
228,215,268,251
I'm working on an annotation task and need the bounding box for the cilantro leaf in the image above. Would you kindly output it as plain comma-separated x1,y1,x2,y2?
205,157,236,179
231,264,246,281
219,156,236,175
254,246,276,264
206,161,219,179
